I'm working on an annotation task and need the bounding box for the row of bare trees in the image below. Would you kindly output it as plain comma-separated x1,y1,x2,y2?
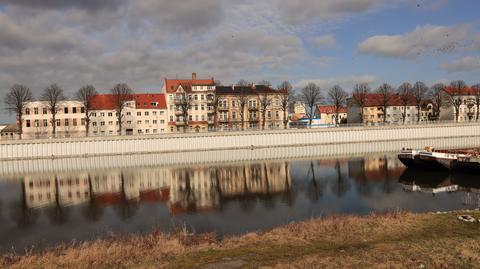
4,83,133,138
352,80,480,123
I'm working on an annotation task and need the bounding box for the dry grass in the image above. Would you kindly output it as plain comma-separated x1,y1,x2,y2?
2,211,480,269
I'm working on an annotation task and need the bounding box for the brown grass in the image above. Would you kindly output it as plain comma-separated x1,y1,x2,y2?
2,211,480,269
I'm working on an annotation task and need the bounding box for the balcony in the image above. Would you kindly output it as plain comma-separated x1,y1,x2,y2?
219,117,229,123
174,98,188,105
206,98,215,105
218,106,229,111
248,106,258,111
176,121,186,126
175,109,184,116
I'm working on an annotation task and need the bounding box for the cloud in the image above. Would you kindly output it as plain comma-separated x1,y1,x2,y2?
294,75,379,90
312,35,336,48
358,24,477,59
277,0,385,24
0,0,125,11
441,56,480,73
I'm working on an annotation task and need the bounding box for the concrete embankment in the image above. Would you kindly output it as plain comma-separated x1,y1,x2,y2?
1,123,480,174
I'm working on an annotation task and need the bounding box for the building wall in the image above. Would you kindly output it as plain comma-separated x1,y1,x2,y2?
22,101,86,139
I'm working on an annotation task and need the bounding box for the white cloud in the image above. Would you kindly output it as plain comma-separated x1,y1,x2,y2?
358,24,477,59
294,75,379,90
313,35,336,48
441,56,480,73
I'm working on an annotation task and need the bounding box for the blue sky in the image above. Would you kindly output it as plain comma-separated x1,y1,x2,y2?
1,0,480,122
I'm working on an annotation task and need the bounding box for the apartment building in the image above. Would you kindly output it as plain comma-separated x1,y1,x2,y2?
163,73,216,133
89,94,168,136
21,100,86,139
440,86,479,122
315,105,348,125
347,94,420,124
215,84,285,130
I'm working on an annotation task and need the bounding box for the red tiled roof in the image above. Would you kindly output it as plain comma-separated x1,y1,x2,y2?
317,105,347,114
90,93,166,110
352,93,417,107
90,94,119,110
443,86,478,96
134,94,167,109
165,78,215,93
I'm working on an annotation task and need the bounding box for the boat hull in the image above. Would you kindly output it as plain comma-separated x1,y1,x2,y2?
451,159,480,173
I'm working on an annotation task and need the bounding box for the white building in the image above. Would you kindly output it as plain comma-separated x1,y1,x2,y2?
89,94,168,136
22,100,86,139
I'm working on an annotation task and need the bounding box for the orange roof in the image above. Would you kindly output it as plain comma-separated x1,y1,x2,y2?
352,93,417,107
134,94,167,109
443,86,478,96
90,94,118,110
90,93,166,110
165,78,215,93
317,105,347,114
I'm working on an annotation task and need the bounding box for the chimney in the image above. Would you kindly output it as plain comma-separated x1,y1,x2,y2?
192,72,197,80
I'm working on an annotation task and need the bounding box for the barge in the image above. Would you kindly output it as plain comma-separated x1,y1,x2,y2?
398,147,480,173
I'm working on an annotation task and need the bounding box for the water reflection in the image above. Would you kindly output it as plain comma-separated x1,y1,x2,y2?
1,154,479,252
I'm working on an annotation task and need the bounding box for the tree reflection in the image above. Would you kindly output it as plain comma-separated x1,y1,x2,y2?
82,175,103,222
9,182,39,229
116,172,138,220
330,160,350,197
281,162,295,206
47,176,69,225
306,161,323,202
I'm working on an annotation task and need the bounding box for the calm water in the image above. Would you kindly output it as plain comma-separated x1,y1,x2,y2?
0,153,479,253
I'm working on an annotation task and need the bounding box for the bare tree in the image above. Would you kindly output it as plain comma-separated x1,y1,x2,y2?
208,93,221,130
412,81,428,122
237,79,249,87
214,80,223,86
327,85,348,125
375,83,394,123
301,83,323,128
472,84,480,121
75,85,98,136
236,88,248,131
259,92,272,130
445,80,467,122
176,91,192,133
352,83,371,123
4,84,33,139
278,81,293,129
41,84,65,137
397,82,412,123
111,83,133,135
428,83,445,121
258,80,272,87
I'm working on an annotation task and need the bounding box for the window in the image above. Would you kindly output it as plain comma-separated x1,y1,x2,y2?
34,120,39,127
201,115,205,121
126,112,131,116
201,94,204,100
43,119,48,127
267,111,272,119
91,112,97,117
25,108,30,115
108,121,113,126
137,120,142,124
73,107,77,113
160,120,165,124
108,112,113,117
170,116,174,122
137,112,141,116
153,129,158,133
81,119,85,126
153,120,157,124
145,120,150,124
145,111,149,116
81,107,85,113
100,112,105,117
153,111,157,116
189,115,193,121
93,122,97,127
73,119,77,126
65,119,69,126
64,107,69,114
100,121,105,126
145,129,150,133
34,108,39,115
275,111,280,119
201,104,205,110
194,94,198,100
195,105,198,110
232,111,237,119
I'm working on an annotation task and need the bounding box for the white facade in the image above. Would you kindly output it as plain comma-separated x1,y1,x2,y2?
22,100,86,139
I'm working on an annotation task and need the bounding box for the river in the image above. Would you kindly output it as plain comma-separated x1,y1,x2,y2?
0,153,478,253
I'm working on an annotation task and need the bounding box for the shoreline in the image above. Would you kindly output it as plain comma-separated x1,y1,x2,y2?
2,210,480,268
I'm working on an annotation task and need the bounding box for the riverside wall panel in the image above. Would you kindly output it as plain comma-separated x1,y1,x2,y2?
1,123,480,162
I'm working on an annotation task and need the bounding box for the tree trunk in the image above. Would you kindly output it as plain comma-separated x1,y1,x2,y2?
403,106,407,123
417,105,421,122
85,112,90,137
283,109,287,129
477,104,480,121
18,113,23,139
52,114,56,137
383,106,387,123
261,111,266,130
309,107,314,128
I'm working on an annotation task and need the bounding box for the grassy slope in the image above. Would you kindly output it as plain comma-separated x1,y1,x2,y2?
2,211,480,269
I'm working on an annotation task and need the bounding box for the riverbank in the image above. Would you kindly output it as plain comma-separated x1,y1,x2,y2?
2,210,480,268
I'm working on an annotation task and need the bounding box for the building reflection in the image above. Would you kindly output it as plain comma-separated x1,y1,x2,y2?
20,161,292,219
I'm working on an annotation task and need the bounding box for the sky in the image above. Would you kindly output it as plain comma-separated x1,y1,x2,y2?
1,0,480,122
